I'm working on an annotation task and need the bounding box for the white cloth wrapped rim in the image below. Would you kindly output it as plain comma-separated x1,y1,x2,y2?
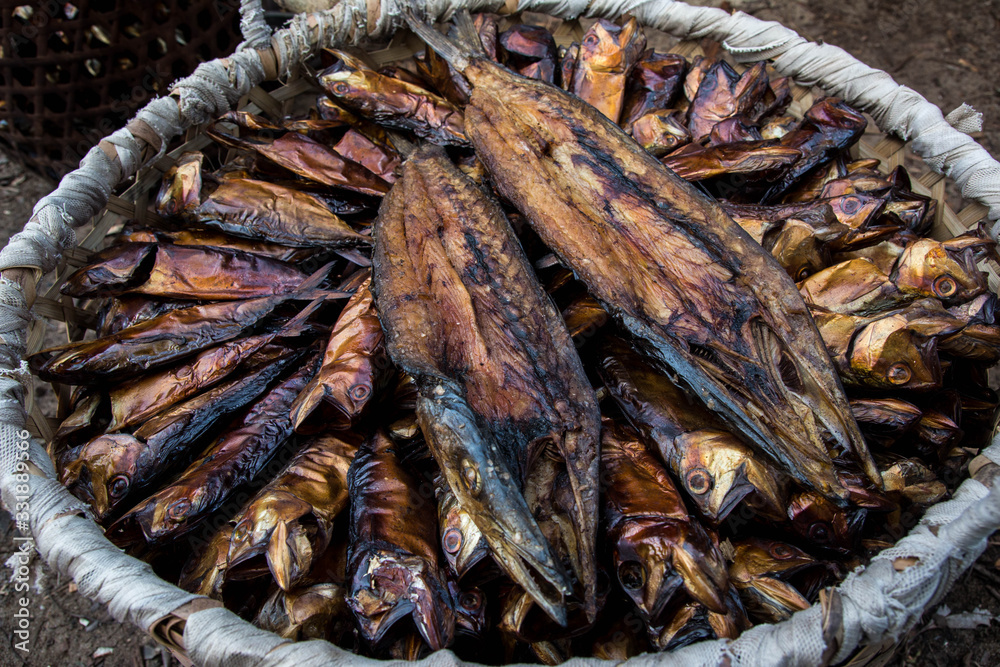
1,1,999,665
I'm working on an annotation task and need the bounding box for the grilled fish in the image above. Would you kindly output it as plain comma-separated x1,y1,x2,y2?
406,12,879,500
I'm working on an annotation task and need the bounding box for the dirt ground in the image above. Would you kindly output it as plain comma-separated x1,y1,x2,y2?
2,1,1000,665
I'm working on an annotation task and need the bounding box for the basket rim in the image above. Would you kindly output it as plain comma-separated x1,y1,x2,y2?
1,2,999,666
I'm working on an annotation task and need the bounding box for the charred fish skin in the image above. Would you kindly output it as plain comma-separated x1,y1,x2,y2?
62,347,303,522
106,350,321,547
347,429,456,651
404,12,879,502
372,145,600,623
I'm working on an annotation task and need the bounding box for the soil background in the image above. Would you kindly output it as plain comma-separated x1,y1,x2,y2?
2,1,1000,665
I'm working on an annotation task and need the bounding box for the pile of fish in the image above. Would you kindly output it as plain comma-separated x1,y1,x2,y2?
35,10,999,663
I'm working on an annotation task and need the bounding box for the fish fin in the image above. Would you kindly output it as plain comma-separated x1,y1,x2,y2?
296,261,337,293
403,10,470,73
276,296,326,338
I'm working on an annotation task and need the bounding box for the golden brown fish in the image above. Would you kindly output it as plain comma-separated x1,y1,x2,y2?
61,242,310,301
155,151,203,217
569,18,646,124
373,145,600,624
621,51,687,132
687,61,769,142
406,12,879,500
193,179,371,249
602,417,730,621
729,537,827,623
629,109,691,157
498,24,558,84
226,432,359,590
319,50,467,146
290,276,388,432
662,141,802,182
598,336,788,524
206,123,390,196
105,350,320,546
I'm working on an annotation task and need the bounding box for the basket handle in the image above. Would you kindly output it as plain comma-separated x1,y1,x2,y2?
1,2,1000,667
240,0,273,48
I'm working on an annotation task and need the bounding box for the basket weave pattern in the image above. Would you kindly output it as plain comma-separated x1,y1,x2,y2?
0,0,240,178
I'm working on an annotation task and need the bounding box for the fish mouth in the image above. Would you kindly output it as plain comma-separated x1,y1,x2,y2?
416,383,572,626
707,464,755,525
226,494,317,588
613,519,728,620
348,549,455,651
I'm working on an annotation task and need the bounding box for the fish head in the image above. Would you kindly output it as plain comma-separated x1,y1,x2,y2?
417,381,571,626
766,219,829,282
155,151,203,216
892,238,987,303
651,599,713,652
849,317,941,391
437,485,490,578
611,517,728,621
227,492,316,588
671,430,757,524
787,490,864,552
348,548,455,651
631,110,691,156
728,317,862,500
578,18,645,73
879,457,947,505
121,481,216,545
828,194,885,230
730,537,818,582
177,523,234,597
319,66,384,109
448,581,487,637
62,433,147,521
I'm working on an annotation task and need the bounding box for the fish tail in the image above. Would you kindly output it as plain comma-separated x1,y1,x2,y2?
452,9,487,58
276,296,325,337
403,10,470,73
297,261,336,292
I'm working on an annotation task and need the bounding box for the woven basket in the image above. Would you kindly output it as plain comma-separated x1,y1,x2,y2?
3,2,1000,666
0,0,241,180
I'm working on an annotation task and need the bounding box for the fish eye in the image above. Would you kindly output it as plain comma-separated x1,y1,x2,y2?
686,467,713,495
886,362,912,386
933,274,958,298
460,591,483,611
618,561,646,590
108,474,130,498
349,383,371,402
233,520,251,543
808,522,831,544
796,267,811,282
583,34,599,46
333,82,350,95
460,459,481,496
443,527,463,554
167,499,191,522
769,543,794,560
841,196,861,215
